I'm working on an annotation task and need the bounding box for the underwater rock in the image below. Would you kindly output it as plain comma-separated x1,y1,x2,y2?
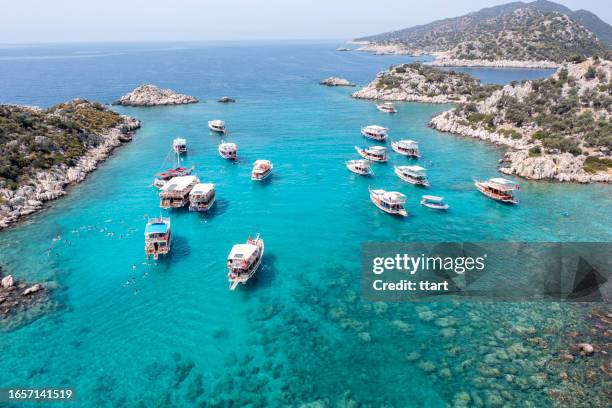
484,391,504,407
391,319,413,334
319,77,355,87
22,284,42,296
452,391,471,408
418,310,435,322
440,327,457,338
1,275,13,288
419,361,436,374
574,343,595,356
405,351,421,362
434,317,457,327
358,332,371,343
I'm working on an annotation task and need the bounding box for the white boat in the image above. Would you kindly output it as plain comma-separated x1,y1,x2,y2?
346,159,373,176
172,138,187,154
251,160,273,181
227,234,264,290
361,125,388,141
369,187,408,216
474,177,519,204
189,183,216,211
395,165,429,187
159,175,200,208
208,120,226,133
355,145,387,162
218,141,237,160
420,195,449,210
377,102,397,113
144,217,171,260
391,140,420,158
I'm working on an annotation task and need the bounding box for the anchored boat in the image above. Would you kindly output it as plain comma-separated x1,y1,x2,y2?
361,125,388,141
208,120,226,133
369,187,408,216
153,150,194,189
159,175,200,208
474,177,520,204
346,159,374,176
227,234,264,290
391,140,421,158
218,141,237,160
144,217,172,260
189,183,216,211
251,160,273,181
395,165,429,187
377,102,397,113
421,195,449,210
355,145,388,162
172,138,187,154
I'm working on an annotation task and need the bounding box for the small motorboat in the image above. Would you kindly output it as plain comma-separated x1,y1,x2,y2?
218,96,236,103
208,120,226,133
361,125,388,142
355,145,388,162
369,187,408,216
189,183,216,212
251,160,273,181
227,234,264,290
346,159,374,176
377,102,397,113
218,141,237,160
391,140,420,158
394,165,429,187
474,177,519,204
172,138,187,154
420,195,449,210
144,217,172,260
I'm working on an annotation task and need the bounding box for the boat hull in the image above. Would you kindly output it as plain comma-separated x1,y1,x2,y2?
228,238,264,290
475,182,518,204
355,147,387,162
346,161,372,176
391,143,420,158
189,196,216,212
369,194,408,217
251,170,272,181
421,201,449,210
395,167,429,186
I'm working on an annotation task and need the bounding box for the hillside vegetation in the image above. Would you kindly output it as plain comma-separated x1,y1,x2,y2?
356,1,611,63
0,100,123,189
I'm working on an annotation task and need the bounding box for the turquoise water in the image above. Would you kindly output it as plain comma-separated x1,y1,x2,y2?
0,42,610,407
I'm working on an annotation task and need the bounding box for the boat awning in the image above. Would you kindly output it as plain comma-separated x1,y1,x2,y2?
228,244,258,261
397,139,418,146
405,165,426,172
145,222,169,235
422,195,444,202
383,191,406,203
161,175,198,192
173,138,186,145
190,183,215,196
210,120,225,126
365,125,387,131
368,146,387,152
488,178,519,190
220,142,236,149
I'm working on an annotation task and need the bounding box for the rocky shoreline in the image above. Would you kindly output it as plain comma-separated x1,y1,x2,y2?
114,84,198,107
0,103,141,230
354,43,560,69
429,112,610,183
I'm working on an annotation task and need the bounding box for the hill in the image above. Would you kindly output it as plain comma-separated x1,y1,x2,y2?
355,1,611,65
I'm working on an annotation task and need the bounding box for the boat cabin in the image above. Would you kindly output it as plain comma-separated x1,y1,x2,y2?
159,175,200,208
189,183,216,211
392,140,420,158
144,217,172,260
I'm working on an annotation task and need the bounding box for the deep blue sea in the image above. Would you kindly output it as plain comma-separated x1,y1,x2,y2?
0,42,609,407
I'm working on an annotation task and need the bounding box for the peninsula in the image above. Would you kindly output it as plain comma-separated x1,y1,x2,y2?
0,100,141,229
114,84,198,107
354,58,611,182
353,0,612,68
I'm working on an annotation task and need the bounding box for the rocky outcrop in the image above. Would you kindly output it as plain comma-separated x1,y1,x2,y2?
114,85,198,106
352,63,489,103
319,77,355,87
0,267,49,329
431,55,559,69
0,101,141,230
217,96,236,103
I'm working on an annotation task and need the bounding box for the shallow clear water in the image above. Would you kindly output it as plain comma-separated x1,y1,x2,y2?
0,42,609,407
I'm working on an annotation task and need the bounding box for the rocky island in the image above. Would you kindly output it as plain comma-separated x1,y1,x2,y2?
352,63,498,103
319,77,355,87
354,0,611,68
0,100,141,229
114,84,198,106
